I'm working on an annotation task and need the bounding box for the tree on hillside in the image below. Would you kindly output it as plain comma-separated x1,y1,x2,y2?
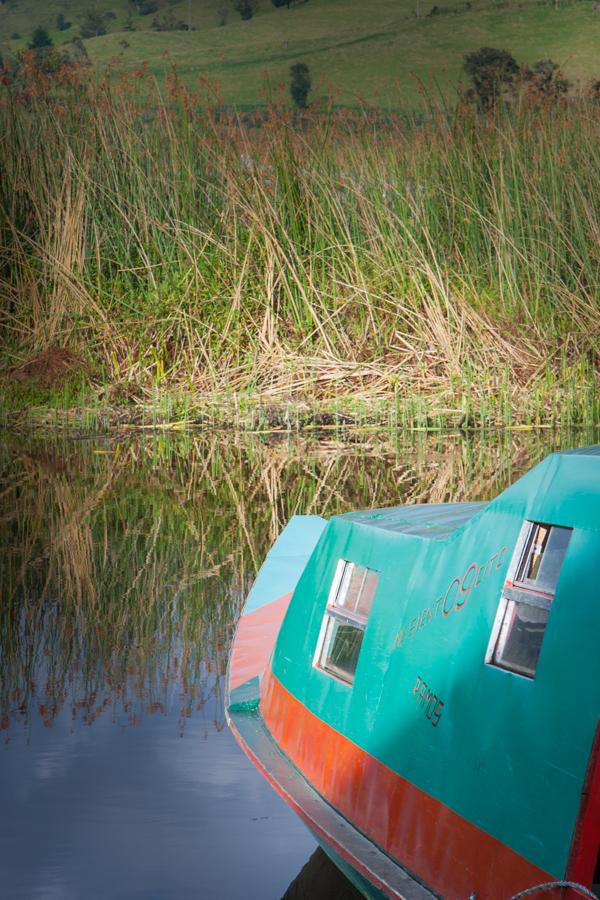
234,0,256,19
80,9,108,38
463,46,519,111
29,26,53,50
216,3,229,25
290,62,311,108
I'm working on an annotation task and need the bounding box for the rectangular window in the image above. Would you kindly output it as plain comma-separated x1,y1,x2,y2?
315,561,378,685
487,521,571,678
515,523,572,593
492,600,550,678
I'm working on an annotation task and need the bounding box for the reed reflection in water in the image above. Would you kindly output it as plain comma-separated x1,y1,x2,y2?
0,428,594,899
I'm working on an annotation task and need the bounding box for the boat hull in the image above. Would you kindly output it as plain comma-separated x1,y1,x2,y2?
227,451,600,899
228,693,437,900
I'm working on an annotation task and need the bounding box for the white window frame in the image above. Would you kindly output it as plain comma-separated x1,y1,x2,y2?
313,560,377,685
485,520,571,678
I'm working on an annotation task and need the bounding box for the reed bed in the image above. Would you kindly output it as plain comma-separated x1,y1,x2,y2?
0,64,599,426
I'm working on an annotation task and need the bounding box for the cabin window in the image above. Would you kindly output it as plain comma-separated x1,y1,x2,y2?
314,561,378,685
487,521,572,678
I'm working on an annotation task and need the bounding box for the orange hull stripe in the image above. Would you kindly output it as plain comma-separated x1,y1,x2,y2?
229,594,291,691
228,716,400,899
261,670,553,899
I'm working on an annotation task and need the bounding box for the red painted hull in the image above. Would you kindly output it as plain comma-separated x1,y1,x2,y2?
261,669,556,900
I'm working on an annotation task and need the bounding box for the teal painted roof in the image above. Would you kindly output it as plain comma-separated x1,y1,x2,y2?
339,501,486,538
563,444,600,457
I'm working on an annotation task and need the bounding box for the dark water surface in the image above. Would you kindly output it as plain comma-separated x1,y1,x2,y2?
1,428,595,899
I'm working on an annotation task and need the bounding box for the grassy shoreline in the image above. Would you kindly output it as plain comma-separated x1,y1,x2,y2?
1,69,599,432
3,386,599,435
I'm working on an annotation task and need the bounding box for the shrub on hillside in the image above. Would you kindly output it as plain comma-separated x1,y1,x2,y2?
29,26,53,50
290,62,310,108
525,59,569,101
463,47,519,111
588,79,600,101
234,0,256,20
80,9,108,38
132,0,159,15
464,47,570,111
56,13,72,31
151,11,190,30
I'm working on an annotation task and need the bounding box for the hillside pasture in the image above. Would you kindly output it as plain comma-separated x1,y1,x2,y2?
2,0,600,106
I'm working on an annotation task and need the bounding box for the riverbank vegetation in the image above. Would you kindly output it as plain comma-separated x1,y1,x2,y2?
1,64,599,430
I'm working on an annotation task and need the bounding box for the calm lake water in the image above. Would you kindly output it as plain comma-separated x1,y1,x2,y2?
1,427,595,899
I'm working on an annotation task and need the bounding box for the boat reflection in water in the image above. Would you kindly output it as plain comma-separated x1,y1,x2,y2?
282,848,363,900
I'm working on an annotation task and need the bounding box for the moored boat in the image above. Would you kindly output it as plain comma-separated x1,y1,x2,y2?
226,447,600,899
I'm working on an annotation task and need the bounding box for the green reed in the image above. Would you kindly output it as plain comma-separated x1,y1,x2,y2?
0,67,598,426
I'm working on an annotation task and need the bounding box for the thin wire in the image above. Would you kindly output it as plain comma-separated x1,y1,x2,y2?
511,881,598,900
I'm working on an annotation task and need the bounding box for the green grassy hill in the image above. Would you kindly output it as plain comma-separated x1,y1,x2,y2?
2,0,600,106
